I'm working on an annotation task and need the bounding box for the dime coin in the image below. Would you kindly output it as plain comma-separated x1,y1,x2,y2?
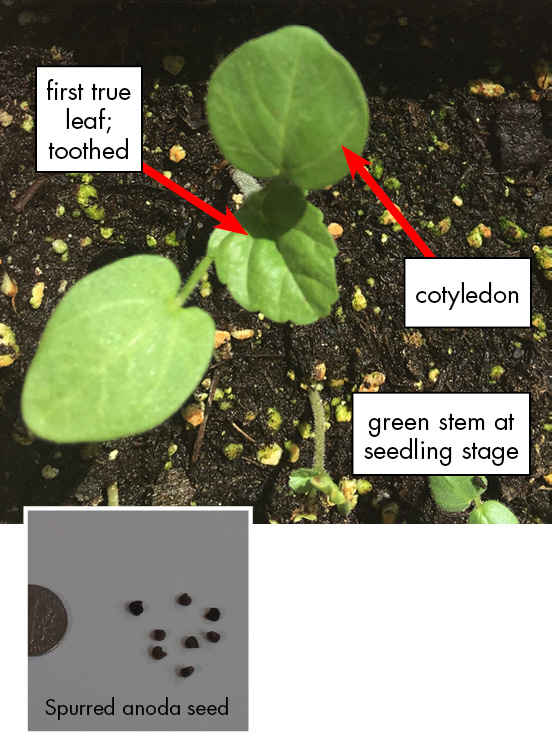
28,584,68,657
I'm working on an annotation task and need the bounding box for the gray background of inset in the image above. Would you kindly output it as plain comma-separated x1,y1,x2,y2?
28,509,248,731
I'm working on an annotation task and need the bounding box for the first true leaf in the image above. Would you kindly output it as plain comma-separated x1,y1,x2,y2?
22,255,215,443
208,180,338,324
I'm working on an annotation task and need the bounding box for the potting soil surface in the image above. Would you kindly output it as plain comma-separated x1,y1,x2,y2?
0,0,551,523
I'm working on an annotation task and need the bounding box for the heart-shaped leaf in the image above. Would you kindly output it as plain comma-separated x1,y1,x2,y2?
22,255,215,443
429,475,487,512
469,501,519,524
206,25,369,190
208,180,338,324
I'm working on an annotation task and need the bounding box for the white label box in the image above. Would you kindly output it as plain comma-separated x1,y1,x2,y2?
36,66,142,172
404,258,531,327
352,393,530,475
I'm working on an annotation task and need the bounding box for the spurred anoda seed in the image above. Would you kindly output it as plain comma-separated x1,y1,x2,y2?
151,646,167,660
177,593,192,606
180,666,195,678
152,629,166,641
128,600,144,616
205,607,220,621
206,631,221,643
184,636,199,648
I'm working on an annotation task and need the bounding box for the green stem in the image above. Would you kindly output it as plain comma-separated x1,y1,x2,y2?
308,387,326,475
175,254,213,307
474,495,483,509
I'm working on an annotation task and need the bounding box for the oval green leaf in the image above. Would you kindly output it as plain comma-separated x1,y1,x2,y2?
208,180,338,324
469,501,519,524
429,475,487,512
206,25,369,190
22,255,215,443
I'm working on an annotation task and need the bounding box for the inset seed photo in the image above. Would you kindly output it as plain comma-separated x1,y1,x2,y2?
27,508,248,731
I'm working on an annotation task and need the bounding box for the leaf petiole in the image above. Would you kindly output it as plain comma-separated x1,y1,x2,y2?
174,254,214,308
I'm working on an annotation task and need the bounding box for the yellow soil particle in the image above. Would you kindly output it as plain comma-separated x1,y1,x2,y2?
468,79,505,98
534,59,552,90
231,328,254,340
169,145,186,163
214,330,231,349
0,323,19,367
0,110,13,127
1,272,18,308
404,331,426,347
181,402,204,427
311,362,326,381
327,222,344,238
359,371,386,392
30,282,45,309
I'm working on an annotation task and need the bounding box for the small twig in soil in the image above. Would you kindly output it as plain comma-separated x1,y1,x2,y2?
207,361,225,371
191,370,220,464
231,421,256,443
262,368,275,391
233,353,285,359
241,457,266,469
12,176,49,213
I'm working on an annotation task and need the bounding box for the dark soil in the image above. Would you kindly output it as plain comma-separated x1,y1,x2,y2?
0,0,551,523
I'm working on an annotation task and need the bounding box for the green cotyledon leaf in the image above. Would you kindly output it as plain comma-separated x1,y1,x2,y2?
468,501,519,524
208,180,338,324
22,255,215,443
206,25,369,190
289,468,346,508
289,468,321,494
429,475,487,512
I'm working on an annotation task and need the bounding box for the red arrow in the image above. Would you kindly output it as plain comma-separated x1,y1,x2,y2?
342,147,435,258
142,162,247,235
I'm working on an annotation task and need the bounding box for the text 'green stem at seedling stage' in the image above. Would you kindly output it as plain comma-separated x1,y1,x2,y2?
352,394,529,475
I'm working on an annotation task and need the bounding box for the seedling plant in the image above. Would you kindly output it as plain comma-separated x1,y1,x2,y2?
288,387,354,517
428,476,519,524
20,28,520,524
22,27,369,457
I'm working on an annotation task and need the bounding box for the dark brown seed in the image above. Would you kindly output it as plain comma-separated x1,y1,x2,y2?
205,607,220,622
152,629,166,641
206,631,221,643
184,636,199,649
180,666,195,678
151,646,167,660
128,601,144,616
177,593,192,606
